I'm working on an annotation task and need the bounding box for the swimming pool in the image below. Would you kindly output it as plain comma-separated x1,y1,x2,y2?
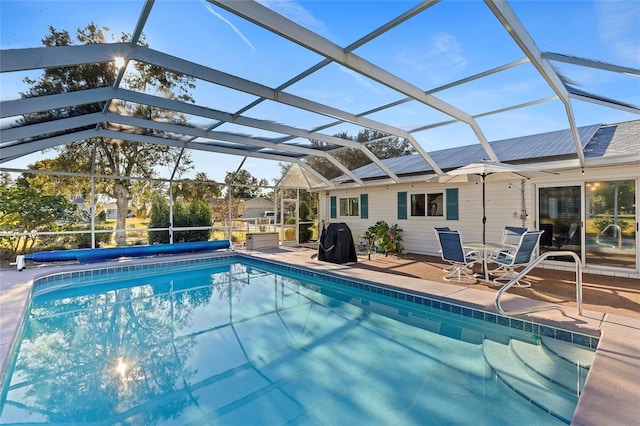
0,255,596,425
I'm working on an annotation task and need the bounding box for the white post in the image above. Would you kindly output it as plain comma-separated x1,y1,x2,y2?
169,182,174,244
296,188,300,245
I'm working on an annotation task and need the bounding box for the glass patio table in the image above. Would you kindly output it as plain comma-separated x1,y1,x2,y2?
463,242,515,281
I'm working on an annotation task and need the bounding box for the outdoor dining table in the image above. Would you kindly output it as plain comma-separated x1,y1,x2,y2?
462,242,516,281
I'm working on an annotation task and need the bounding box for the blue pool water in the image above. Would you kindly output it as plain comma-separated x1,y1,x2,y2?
0,256,595,425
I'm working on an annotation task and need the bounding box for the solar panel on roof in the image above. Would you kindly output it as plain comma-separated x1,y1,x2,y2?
342,123,616,182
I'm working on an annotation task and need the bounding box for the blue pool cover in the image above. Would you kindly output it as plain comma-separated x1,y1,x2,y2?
23,240,231,264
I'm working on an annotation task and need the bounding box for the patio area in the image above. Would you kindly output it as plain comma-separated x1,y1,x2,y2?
351,250,640,320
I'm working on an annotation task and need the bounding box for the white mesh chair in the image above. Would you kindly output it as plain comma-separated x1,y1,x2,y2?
489,226,527,275
490,230,544,288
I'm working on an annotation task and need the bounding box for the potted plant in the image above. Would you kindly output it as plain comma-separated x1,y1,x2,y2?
361,220,403,257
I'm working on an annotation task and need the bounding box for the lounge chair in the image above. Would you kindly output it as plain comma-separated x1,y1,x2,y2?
435,230,478,284
490,230,544,288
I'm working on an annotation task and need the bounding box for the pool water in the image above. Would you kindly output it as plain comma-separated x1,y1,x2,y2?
0,257,592,425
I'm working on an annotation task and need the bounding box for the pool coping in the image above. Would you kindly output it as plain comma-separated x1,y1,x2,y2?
1,250,638,425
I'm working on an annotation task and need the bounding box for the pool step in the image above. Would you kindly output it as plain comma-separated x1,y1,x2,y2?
541,336,595,369
511,339,591,394
482,339,580,424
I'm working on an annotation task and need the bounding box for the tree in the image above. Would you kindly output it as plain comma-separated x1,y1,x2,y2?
0,185,78,253
304,129,415,179
19,24,195,244
16,158,88,199
211,197,244,227
174,172,221,202
224,169,268,199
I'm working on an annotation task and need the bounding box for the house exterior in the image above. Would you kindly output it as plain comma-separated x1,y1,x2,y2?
242,197,276,219
317,120,640,279
103,202,118,220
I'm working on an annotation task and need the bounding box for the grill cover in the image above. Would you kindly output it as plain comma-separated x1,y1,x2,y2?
318,222,357,264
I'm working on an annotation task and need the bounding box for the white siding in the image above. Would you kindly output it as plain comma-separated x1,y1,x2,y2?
321,164,639,277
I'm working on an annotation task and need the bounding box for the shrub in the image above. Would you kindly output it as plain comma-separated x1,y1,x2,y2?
148,196,212,244
298,200,313,243
284,228,296,241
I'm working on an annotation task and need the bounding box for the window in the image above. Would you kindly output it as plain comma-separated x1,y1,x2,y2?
411,194,426,216
409,192,443,217
427,193,443,217
339,197,359,216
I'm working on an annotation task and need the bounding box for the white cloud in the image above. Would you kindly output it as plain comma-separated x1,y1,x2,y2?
395,32,468,84
596,1,640,64
258,0,327,34
201,1,255,51
337,65,385,94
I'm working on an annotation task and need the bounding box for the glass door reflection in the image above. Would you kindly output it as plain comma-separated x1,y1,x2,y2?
585,180,636,270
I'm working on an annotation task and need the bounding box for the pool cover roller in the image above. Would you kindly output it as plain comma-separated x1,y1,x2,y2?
14,240,231,270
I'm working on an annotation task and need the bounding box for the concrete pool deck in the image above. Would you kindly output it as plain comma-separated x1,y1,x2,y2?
1,248,638,425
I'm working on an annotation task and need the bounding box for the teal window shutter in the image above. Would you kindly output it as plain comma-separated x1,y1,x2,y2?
397,191,407,220
446,188,459,220
330,196,337,218
360,194,368,219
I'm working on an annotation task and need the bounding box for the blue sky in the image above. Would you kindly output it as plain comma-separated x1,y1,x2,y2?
1,0,639,184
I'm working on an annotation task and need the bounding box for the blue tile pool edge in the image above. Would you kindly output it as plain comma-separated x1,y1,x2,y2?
28,252,600,351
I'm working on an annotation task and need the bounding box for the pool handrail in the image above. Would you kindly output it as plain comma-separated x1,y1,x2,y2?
595,223,622,249
495,250,583,317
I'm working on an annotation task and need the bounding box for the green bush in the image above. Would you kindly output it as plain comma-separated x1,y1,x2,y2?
71,224,113,248
284,228,296,240
298,200,313,243
148,195,171,244
148,196,212,244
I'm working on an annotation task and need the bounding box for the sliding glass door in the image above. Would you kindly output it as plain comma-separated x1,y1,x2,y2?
538,186,581,261
585,180,636,269
538,181,637,271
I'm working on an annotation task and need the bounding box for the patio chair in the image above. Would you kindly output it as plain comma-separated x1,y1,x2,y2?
490,230,544,288
553,222,579,248
502,226,528,247
433,227,453,272
436,230,478,284
488,226,527,275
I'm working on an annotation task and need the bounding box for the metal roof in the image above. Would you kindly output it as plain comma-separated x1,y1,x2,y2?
1,0,639,187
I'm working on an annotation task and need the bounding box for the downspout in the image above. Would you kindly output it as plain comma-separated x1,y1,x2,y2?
520,179,527,227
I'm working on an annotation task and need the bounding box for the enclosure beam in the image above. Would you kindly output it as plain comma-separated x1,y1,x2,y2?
485,0,585,166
